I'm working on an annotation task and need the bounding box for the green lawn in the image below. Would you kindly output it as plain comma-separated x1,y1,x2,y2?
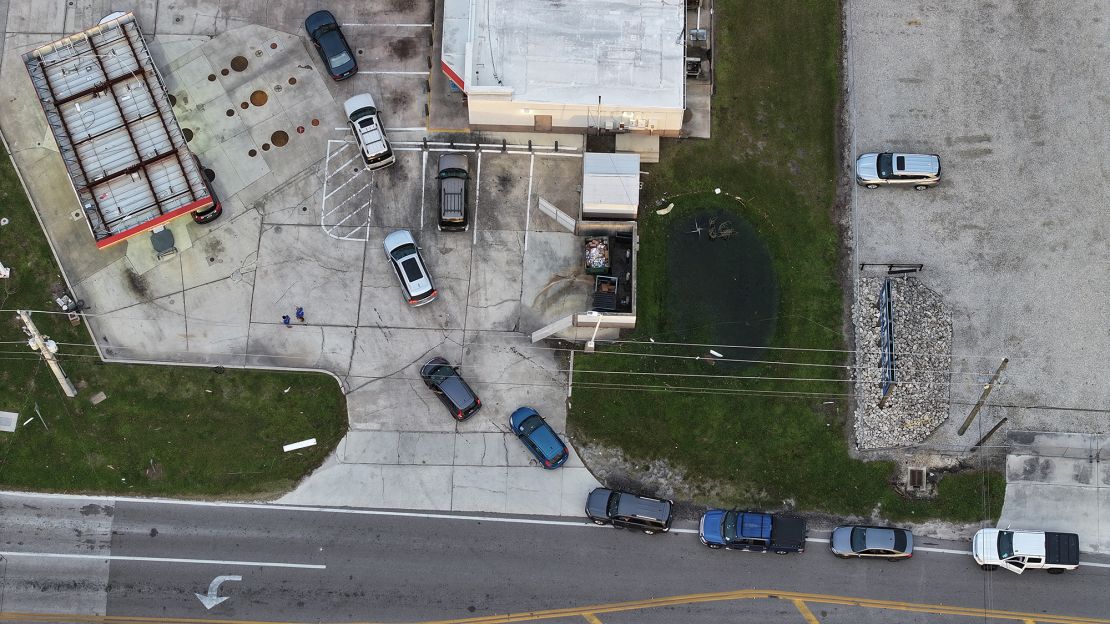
0,148,347,497
568,0,1002,522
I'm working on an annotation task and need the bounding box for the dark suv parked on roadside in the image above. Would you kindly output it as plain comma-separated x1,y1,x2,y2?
585,487,673,534
419,357,481,420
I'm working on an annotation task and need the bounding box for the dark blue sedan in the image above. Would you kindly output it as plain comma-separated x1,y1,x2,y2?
509,407,568,469
305,10,357,81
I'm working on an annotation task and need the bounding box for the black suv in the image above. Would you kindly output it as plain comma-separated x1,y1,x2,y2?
585,487,673,534
420,357,481,421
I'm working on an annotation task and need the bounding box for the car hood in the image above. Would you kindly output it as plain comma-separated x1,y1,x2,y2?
973,529,998,562
304,10,336,35
586,488,612,517
700,509,725,544
856,153,879,180
830,526,853,554
344,93,377,118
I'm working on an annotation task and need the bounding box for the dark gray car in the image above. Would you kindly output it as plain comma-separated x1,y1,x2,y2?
437,153,470,231
830,525,913,561
585,487,672,534
420,357,481,421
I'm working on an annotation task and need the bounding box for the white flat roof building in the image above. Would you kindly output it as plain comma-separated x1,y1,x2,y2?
442,0,686,135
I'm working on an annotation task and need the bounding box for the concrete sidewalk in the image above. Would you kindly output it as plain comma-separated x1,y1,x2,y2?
998,432,1109,554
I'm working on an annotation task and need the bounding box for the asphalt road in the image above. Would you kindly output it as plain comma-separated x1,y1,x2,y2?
2,493,1109,623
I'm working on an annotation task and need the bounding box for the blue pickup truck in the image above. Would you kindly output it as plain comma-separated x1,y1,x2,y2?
699,509,807,554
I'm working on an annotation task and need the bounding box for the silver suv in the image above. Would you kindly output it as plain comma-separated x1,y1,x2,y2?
856,152,940,190
343,93,395,170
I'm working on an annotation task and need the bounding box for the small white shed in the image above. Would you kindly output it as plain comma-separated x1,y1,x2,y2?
581,153,641,219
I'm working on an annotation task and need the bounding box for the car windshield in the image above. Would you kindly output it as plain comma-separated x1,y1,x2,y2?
427,364,453,384
850,527,867,552
389,242,416,262
722,511,738,541
877,153,893,179
329,50,352,68
606,492,620,517
893,530,907,552
439,169,467,179
997,531,1014,559
401,257,424,282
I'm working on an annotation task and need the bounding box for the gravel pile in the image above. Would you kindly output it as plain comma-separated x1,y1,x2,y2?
853,276,953,449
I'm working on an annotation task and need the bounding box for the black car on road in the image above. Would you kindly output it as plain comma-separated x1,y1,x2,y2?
420,357,481,421
305,10,357,80
585,488,672,534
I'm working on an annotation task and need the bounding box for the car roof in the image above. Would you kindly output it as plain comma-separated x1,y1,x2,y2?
439,375,476,408
861,527,897,550
527,420,565,460
891,152,940,175
615,493,670,520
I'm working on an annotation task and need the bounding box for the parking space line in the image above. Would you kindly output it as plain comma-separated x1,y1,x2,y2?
524,153,535,251
330,155,360,176
473,149,483,245
357,70,430,75
581,614,604,624
420,149,428,230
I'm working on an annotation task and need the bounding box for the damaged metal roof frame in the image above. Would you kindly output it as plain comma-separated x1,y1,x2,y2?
22,12,211,249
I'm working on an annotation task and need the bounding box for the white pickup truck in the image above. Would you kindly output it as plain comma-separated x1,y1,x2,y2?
972,528,1079,574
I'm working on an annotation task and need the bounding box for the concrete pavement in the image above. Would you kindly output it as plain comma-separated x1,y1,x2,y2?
0,1,601,514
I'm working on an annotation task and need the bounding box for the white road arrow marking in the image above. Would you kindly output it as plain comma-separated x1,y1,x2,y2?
195,575,241,610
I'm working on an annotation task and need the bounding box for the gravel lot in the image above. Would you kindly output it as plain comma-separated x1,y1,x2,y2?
848,0,1110,445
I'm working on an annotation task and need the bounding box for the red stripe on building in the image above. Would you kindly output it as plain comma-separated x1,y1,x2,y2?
441,60,465,91
94,196,212,249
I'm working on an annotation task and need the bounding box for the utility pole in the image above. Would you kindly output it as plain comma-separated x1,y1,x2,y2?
957,357,1009,436
17,310,77,398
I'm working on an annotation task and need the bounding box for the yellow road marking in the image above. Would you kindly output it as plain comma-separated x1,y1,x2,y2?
1,589,1103,624
792,600,820,624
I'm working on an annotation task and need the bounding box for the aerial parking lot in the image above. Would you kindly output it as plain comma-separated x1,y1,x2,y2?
0,0,601,513
849,0,1110,548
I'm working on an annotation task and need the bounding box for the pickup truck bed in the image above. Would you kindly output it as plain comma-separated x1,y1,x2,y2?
771,515,807,551
1045,532,1080,566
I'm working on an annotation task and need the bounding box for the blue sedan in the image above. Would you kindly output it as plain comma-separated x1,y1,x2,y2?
509,407,568,469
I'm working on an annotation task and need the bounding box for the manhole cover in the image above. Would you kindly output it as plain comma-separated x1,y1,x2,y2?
261,143,270,151
288,77,297,85
249,90,268,106
230,56,249,72
310,118,320,126
270,42,278,50
182,128,193,141
271,130,289,147
207,74,217,81
225,109,235,117
248,149,257,157
220,68,229,76
239,101,249,109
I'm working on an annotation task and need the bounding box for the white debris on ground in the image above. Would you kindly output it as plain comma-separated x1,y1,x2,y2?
853,276,953,449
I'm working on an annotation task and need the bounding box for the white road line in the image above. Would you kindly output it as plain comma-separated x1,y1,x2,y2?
524,153,535,252
388,127,430,132
0,550,325,569
357,71,430,75
338,182,372,207
342,23,432,27
420,149,428,230
472,149,483,245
